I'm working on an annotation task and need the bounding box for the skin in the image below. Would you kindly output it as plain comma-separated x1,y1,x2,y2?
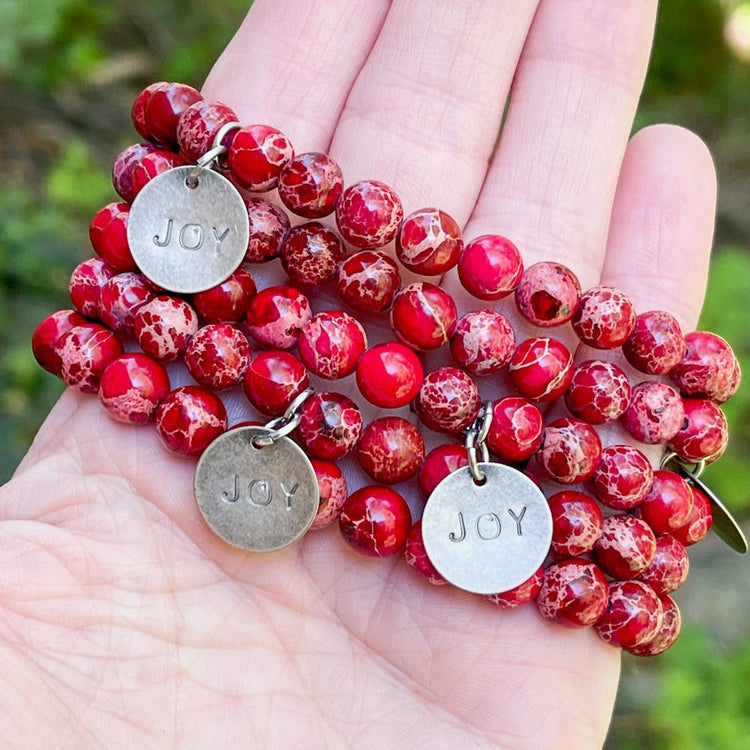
0,1,717,747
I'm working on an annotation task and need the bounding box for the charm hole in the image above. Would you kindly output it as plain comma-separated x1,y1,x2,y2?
251,436,272,450
473,473,487,487
185,175,200,190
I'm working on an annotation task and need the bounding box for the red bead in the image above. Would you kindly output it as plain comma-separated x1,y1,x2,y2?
627,594,682,656
280,221,345,288
636,534,689,595
395,207,463,275
227,124,293,191
390,282,457,350
515,262,581,327
98,353,170,423
176,100,238,163
133,295,199,362
185,323,252,390
508,336,574,403
486,396,544,463
668,398,729,463
155,385,228,456
404,520,448,585
245,285,312,349
356,342,423,408
297,310,367,380
310,459,348,530
244,198,291,263
536,558,609,628
486,566,543,609
97,272,154,338
242,350,309,417
296,391,363,460
589,444,654,510
143,82,202,149
670,330,740,403
593,514,657,579
622,310,686,375
571,286,636,349
458,234,523,300
69,257,116,319
535,417,602,485
112,142,159,203
131,82,164,141
58,323,124,393
32,309,88,376
449,310,515,375
193,268,257,323
636,470,694,534
564,360,631,425
337,250,401,313
595,580,664,650
416,366,481,434
89,202,136,273
336,179,403,248
357,416,425,484
672,484,713,546
130,150,185,198
418,444,469,498
338,485,412,557
548,490,603,557
621,381,685,444
278,151,344,218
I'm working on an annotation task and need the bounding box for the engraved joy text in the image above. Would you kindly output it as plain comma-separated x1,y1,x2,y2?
153,218,230,253
222,475,300,511
449,507,527,542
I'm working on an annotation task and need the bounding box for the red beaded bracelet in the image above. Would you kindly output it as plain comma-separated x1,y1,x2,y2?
32,80,748,660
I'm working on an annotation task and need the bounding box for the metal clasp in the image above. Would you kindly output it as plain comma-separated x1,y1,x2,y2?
186,120,242,188
465,401,493,484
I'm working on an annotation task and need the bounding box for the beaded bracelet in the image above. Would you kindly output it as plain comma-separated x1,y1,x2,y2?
31,81,748,660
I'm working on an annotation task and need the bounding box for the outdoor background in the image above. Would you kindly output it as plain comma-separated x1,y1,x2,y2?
1,0,749,746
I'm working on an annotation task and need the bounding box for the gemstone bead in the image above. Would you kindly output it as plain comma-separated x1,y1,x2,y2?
97,272,154,338
143,82,202,150
133,295,199,362
242,350,309,417
449,310,515,375
667,398,729,463
636,534,689,595
193,268,257,323
593,514,657,579
621,381,685,444
486,566,543,609
515,262,581,327
390,282,457,351
337,250,401,313
589,444,654,510
571,286,636,349
130,150,185,198
112,142,159,203
310,459,348,530
404,520,448,585
32,309,88,376
155,385,228,456
58,323,124,393
245,285,312,349
415,367,481,434
227,124,293,191
244,198,291,263
69,257,116,319
131,82,164,141
395,207,463,275
335,179,403,248
89,202,136,273
356,342,423,408
418,443,469,498
548,490,603,557
457,234,523,300
636,470,694,534
184,323,251,390
280,221,346,288
508,337,574,403
296,391,363,460
536,417,602,484
486,397,544,463
536,558,609,628
595,580,664,650
670,330,739,403
564,360,631,425
672,484,713,546
297,310,367,380
278,151,344,218
357,416,425,484
622,310,686,375
627,594,682,656
176,100,238,163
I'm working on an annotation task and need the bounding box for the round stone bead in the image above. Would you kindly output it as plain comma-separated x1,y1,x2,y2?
133,295,199,362
357,416,425,484
242,350,309,417
310,459,348,530
338,485,412,558
627,594,682,656
636,470,694,534
593,514,657,579
636,534,690,596
622,310,686,375
390,282,457,351
69,257,116,319
130,150,185,198
155,385,228,457
97,272,154,338
337,250,401,313
571,285,636,349
278,151,344,218
143,82,202,150
98,353,170,424
486,566,543,609
418,443,469,498
193,268,257,323
280,221,346,288
32,309,88,376
595,580,664,650
508,337,574,403
245,286,312,349
395,207,463,275
621,381,685,444
548,490,603,557
486,397,544,463
515,261,581,327
536,417,602,485
131,82,164,141
564,360,631,425
58,323,124,393
89,202,136,273
589,444,654,510
297,391,363,460
536,558,609,628
176,99,238,163
185,323,251,390
356,342,424,408
668,398,729,463
457,234,523,300
449,310,515,375
297,310,367,380
227,124,293,191
336,179,403,248
244,197,291,263
404,520,448,586
670,330,739,403
672,484,713,546
112,142,159,203
415,367,481,434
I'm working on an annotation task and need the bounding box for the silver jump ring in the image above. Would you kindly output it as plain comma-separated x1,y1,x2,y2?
253,388,315,448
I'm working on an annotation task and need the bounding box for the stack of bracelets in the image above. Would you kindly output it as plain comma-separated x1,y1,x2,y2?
32,81,748,659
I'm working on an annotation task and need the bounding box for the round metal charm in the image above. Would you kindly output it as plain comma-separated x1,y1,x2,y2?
194,426,319,552
421,462,553,594
127,165,249,294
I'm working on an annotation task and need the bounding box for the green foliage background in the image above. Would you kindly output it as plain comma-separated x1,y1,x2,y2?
1,0,749,746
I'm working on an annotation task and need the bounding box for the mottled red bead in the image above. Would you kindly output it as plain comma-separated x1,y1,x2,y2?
395,207,463,275
133,295,199,362
97,272,154,338
155,385,228,457
296,391,363,460
418,443,469,498
242,350,309,417
32,309,88,376
280,221,345,288
390,281,457,351
338,485,412,558
176,99,238,163
636,534,689,595
670,330,740,403
565,360,631,425
416,366,481,434
668,398,729,463
623,310,686,375
536,417,602,484
357,418,423,485
405,520,448,586
245,285,312,349
297,310,367,380
449,310,515,375
589,444,654,510
537,558,609,628
89,202,136,273
130,150,185,198
98,352,170,423
627,594,682,656
621,381,685,445
672,484,713,546
486,566,543,609
57,323,124,393
571,286,636,349
185,323,251,390
310,459,348,530
548,490,603,557
508,336,574,403
193,268,257,323
636,470,694,534
278,151,343,218
143,82,202,149
131,82,164,141
515,261,581,327
112,142,159,203
335,179,403,248
356,342,423,408
244,197,291,263
227,124,293,191
593,514,657,579
595,580,664,650
337,250,401,313
457,234,523,300
486,396,544,463
69,257,116,319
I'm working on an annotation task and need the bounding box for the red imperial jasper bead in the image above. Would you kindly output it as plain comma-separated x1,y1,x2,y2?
297,310,367,380
486,396,544,463
395,207,463,275
58,323,124,393
69,257,116,320
337,250,402,313
537,558,609,628
391,282,457,350
621,381,685,444
112,142,159,203
89,202,136,273
310,459,348,530
356,341,423,408
335,179,403,248
457,234,523,300
280,221,346,288
338,485,412,558
143,82,202,150
622,310,686,375
245,285,312,349
155,385,228,457
416,366,481,434
673,484,713,546
296,391,363,460
486,566,543,609
508,336,574,403
193,268,257,323
589,444,654,510
244,197,291,263
176,99,238,163
571,286,636,349
668,398,729,463
536,417,602,485
564,360,631,425
405,520,448,586
418,443,469,498
131,82,165,141
449,310,515,376
97,272,154,338
548,490,603,557
185,323,251,390
227,124,293,191
636,470,694,534
357,416,425,484
595,580,664,650
636,534,690,596
670,330,740,403
242,350,309,416
98,352,170,424
130,150,185,198
278,151,344,219
628,594,682,656
593,514,657,579
515,261,581,327
133,295,199,362
32,309,88,376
